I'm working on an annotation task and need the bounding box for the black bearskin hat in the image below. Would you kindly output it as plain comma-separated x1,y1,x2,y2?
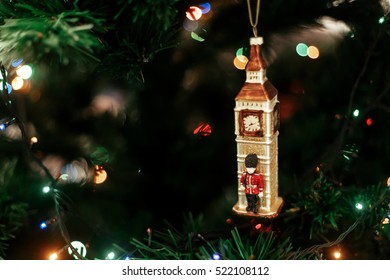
244,153,258,168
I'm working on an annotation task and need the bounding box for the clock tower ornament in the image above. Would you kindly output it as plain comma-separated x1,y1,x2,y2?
233,0,283,218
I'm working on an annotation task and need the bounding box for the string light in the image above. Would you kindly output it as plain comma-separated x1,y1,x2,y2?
183,4,211,41
49,253,58,260
186,6,202,21
307,46,320,59
42,186,51,193
11,76,24,90
233,56,248,70
333,250,341,259
106,252,115,260
191,31,206,42
94,165,108,184
40,217,57,229
355,202,363,210
365,118,373,126
67,241,87,259
16,65,33,79
378,16,385,24
11,58,24,68
0,118,16,131
30,136,38,144
296,43,308,57
212,253,221,260
6,83,12,94
352,109,360,117
199,3,211,14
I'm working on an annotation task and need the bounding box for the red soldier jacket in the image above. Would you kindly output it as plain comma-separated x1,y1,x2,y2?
240,172,264,195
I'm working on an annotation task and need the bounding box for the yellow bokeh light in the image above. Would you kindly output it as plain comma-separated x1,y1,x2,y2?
94,166,107,184
307,46,320,59
233,56,248,70
333,251,341,259
387,177,390,186
30,136,38,144
186,6,202,21
49,253,58,260
16,65,33,79
11,77,24,90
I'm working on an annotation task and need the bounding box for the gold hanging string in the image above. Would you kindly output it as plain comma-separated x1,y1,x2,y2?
246,0,261,37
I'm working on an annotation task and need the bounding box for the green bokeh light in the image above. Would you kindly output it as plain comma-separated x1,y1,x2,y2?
296,43,308,57
236,47,244,57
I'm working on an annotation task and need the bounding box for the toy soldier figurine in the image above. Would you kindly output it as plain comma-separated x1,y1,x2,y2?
240,153,264,214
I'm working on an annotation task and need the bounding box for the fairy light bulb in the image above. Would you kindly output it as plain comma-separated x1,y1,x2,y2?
186,6,202,21
16,65,33,79
355,202,363,210
353,109,360,117
49,253,58,260
212,253,221,260
233,56,248,70
307,46,320,59
296,43,308,57
40,222,47,229
11,58,24,68
30,136,38,144
334,250,341,259
106,252,115,260
199,3,211,14
94,165,108,184
191,31,205,42
11,76,24,90
42,186,51,193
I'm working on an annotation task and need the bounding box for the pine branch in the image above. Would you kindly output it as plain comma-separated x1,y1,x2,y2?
0,3,105,66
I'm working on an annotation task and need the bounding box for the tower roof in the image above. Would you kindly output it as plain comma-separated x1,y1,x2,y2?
235,37,278,101
235,81,278,101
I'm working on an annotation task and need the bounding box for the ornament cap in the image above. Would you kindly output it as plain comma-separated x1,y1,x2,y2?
249,37,263,45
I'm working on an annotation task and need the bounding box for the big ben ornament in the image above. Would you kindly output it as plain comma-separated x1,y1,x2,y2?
233,0,283,218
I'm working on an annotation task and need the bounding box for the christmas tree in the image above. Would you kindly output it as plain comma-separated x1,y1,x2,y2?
0,0,389,260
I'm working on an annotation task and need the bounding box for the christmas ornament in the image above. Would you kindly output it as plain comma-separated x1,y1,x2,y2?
232,0,283,218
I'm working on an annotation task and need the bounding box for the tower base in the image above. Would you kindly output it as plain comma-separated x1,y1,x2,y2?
232,197,284,219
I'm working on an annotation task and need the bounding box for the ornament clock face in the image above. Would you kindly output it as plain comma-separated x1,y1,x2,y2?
243,115,260,132
239,110,263,136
